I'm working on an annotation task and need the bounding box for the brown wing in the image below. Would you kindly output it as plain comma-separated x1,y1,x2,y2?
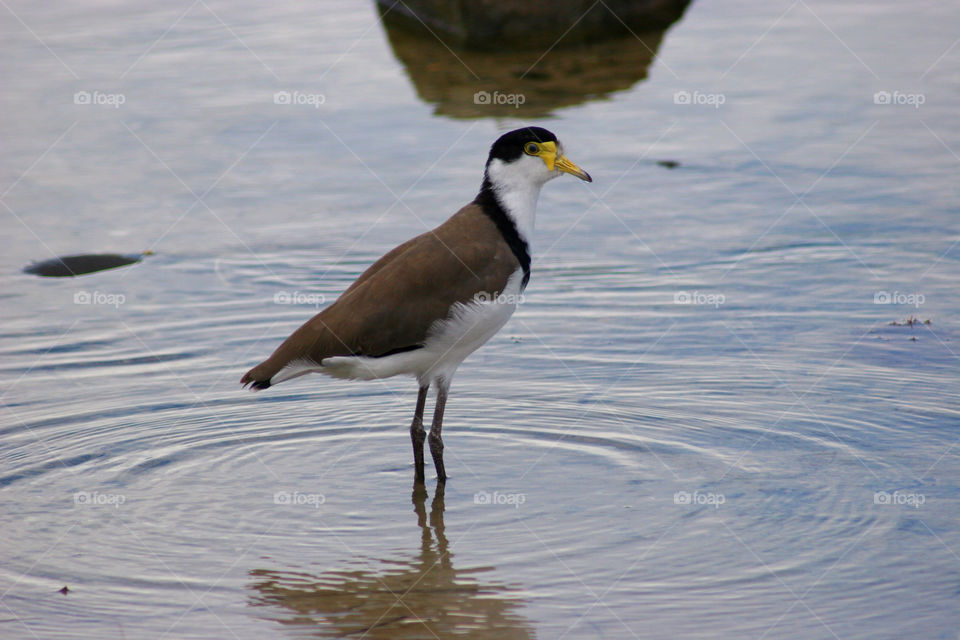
241,203,520,387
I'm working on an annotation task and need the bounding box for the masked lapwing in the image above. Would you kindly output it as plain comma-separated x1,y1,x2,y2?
241,127,591,483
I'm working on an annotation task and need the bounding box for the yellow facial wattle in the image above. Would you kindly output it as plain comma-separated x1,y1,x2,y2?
524,140,592,182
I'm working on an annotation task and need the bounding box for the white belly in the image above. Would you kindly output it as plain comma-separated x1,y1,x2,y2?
320,269,525,385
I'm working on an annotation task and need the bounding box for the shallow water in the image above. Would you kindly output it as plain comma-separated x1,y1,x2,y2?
2,0,959,638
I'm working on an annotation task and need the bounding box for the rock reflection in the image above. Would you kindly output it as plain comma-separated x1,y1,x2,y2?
248,485,534,639
378,3,690,119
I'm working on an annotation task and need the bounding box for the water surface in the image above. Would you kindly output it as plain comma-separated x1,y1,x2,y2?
1,1,959,638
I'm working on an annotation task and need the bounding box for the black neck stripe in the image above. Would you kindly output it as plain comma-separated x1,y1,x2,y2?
474,177,531,289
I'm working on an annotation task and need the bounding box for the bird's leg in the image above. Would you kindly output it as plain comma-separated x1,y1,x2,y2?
429,381,449,483
411,385,429,484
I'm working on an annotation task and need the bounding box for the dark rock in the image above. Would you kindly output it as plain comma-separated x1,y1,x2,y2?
23,251,153,277
378,0,692,50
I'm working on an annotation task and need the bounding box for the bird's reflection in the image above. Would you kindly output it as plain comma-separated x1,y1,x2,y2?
248,485,534,639
378,3,690,119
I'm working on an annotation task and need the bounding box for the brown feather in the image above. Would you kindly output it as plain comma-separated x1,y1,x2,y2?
241,203,520,388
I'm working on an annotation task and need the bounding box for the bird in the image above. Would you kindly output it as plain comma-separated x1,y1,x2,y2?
241,127,591,483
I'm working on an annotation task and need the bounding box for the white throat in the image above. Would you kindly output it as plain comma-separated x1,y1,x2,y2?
485,157,554,243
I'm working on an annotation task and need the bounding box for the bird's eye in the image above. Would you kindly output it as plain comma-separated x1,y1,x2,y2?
524,142,540,155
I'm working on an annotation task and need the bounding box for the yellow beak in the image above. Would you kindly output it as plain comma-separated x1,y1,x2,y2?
537,141,592,182
554,154,592,182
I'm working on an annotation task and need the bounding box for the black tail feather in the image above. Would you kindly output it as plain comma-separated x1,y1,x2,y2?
241,378,271,391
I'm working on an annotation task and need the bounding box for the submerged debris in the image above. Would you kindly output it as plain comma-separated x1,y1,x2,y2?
889,315,931,327
23,251,153,278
